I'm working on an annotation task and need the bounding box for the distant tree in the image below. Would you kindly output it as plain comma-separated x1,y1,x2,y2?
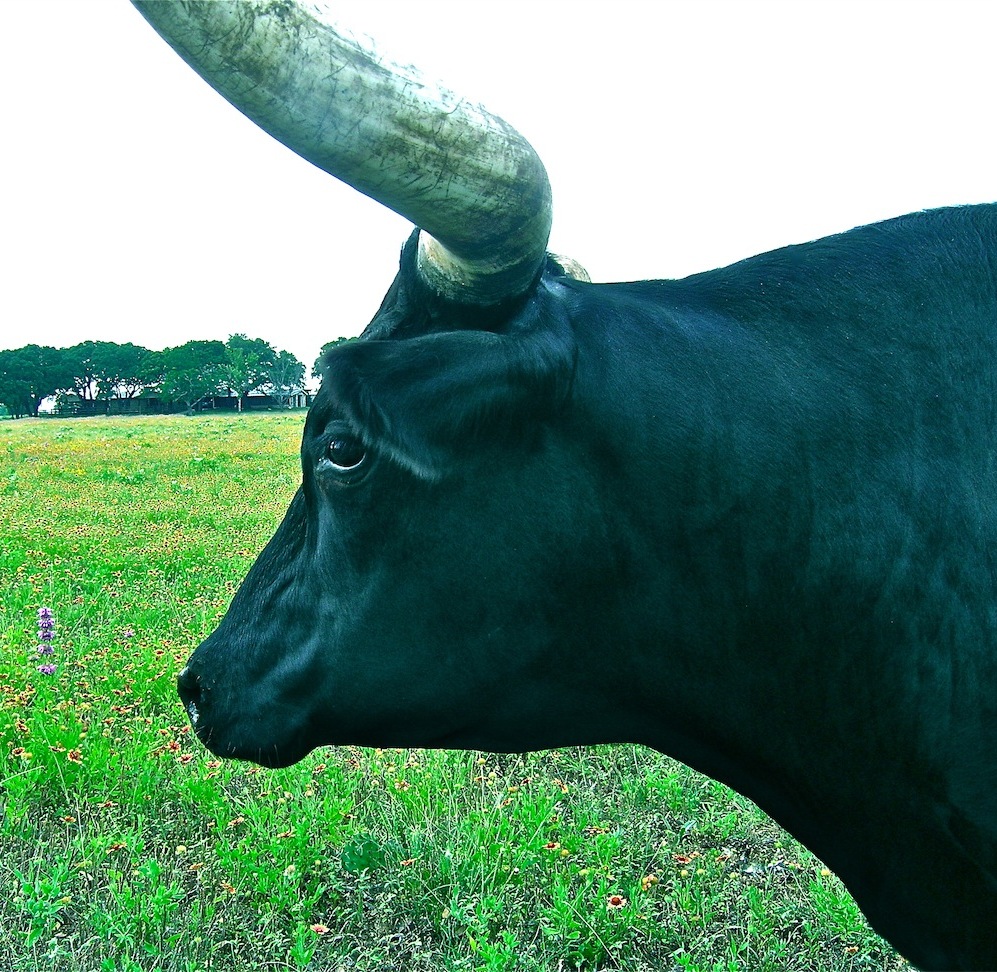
0,345,74,417
139,348,166,392
64,340,107,400
156,340,227,410
91,342,152,399
61,341,154,404
0,350,32,417
312,336,356,380
221,334,277,411
264,350,306,408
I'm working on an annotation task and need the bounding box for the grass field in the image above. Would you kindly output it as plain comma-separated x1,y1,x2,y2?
0,414,907,971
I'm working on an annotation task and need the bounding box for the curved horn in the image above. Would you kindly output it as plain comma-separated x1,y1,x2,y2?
131,1,552,305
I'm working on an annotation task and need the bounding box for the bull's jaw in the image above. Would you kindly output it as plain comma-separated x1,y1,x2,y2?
177,658,320,768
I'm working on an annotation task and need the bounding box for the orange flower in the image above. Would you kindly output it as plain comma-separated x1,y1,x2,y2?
310,923,330,934
606,894,628,910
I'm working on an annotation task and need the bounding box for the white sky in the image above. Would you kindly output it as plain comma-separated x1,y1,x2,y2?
2,1,994,379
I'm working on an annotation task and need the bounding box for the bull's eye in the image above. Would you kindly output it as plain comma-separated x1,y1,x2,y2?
327,435,366,471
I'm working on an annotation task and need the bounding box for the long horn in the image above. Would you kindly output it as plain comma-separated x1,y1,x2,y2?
131,1,552,305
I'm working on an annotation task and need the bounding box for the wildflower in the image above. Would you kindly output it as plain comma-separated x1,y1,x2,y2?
35,606,57,674
607,894,628,910
122,628,135,639
310,923,330,934
66,749,83,763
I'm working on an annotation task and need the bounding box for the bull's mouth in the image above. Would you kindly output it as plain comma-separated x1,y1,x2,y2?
177,664,202,727
179,668,200,725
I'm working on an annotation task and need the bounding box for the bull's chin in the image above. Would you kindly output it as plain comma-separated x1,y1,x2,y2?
187,711,533,768
190,720,316,769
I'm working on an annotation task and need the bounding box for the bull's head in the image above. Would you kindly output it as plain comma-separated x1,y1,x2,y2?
135,2,630,767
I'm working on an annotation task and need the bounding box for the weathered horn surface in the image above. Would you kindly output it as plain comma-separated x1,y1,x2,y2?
131,0,552,305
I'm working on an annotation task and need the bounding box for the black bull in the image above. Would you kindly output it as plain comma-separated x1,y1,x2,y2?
131,3,997,967
178,211,997,969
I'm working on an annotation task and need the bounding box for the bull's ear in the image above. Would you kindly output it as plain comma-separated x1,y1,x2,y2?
324,304,575,480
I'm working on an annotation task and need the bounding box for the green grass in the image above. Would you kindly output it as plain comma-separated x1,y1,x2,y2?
0,414,907,971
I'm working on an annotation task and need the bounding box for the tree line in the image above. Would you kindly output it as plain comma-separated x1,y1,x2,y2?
0,335,316,418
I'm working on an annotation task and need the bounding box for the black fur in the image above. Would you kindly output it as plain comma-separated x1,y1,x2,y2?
180,205,997,970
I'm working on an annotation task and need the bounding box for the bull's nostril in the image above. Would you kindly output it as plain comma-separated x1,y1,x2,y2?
177,665,203,726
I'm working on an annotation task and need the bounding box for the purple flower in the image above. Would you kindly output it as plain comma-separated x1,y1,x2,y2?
34,607,57,671
122,628,135,639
